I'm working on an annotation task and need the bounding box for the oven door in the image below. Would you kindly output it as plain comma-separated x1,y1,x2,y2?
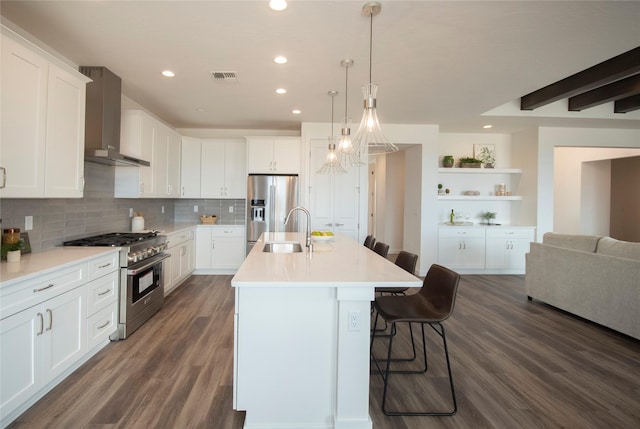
127,253,170,304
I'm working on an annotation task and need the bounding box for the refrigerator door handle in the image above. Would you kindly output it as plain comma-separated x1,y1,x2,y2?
269,184,276,232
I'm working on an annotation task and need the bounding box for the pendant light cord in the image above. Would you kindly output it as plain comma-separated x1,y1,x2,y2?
368,10,373,84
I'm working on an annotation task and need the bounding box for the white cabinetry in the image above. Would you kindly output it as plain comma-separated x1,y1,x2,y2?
0,251,119,427
201,140,247,198
115,110,181,198
247,137,300,174
0,32,88,198
485,228,535,273
164,228,195,296
180,137,202,198
438,228,486,270
195,225,245,274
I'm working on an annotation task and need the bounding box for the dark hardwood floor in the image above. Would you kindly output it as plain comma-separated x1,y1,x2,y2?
8,274,639,429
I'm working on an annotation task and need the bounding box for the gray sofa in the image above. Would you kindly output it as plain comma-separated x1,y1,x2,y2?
525,233,640,339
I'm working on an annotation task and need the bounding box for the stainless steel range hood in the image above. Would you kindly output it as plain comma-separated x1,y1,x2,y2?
80,66,150,167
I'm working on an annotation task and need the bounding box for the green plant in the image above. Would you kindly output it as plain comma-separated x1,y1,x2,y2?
477,146,495,165
438,183,443,189
1,240,23,259
482,211,497,220
459,157,482,164
443,155,454,162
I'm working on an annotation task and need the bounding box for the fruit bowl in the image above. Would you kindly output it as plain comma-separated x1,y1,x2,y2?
311,231,334,242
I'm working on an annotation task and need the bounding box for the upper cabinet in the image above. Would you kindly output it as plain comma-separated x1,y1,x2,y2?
0,32,89,198
247,137,300,174
180,137,247,199
115,110,181,198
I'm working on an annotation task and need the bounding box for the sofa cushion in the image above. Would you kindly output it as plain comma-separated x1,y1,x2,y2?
596,237,640,261
542,233,601,253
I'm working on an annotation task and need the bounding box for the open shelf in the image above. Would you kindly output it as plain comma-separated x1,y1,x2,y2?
437,195,522,201
438,168,523,174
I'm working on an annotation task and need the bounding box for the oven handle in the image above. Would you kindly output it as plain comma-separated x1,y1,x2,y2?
126,253,170,275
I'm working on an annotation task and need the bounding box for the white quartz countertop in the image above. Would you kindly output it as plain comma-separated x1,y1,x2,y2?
232,232,422,288
0,247,119,287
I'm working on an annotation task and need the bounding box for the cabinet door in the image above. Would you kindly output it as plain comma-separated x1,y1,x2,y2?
181,137,202,198
508,238,532,272
225,141,247,198
166,129,181,197
44,64,86,198
0,308,43,418
201,140,226,198
247,139,275,173
461,238,485,268
153,124,169,197
163,249,175,295
195,227,214,269
438,237,463,268
273,138,300,174
212,237,245,270
43,287,86,384
485,238,509,269
0,35,48,198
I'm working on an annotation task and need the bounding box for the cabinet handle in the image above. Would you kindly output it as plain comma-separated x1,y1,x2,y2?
463,241,466,250
97,320,110,330
458,241,462,250
182,186,185,196
46,309,53,331
98,289,111,296
37,312,44,335
98,262,111,269
0,166,6,189
33,283,55,293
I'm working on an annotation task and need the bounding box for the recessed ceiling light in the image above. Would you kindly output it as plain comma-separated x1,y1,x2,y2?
269,0,287,11
483,124,493,129
162,70,175,77
276,88,287,94
292,109,301,115
196,107,206,112
274,56,287,64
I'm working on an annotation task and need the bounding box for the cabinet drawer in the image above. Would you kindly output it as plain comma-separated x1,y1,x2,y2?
485,228,534,239
166,229,195,248
1,264,86,319
87,303,117,349
210,226,244,238
86,271,118,316
87,252,119,281
438,228,485,239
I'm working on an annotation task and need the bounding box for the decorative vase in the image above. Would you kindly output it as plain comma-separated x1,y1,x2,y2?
442,156,454,168
7,250,21,262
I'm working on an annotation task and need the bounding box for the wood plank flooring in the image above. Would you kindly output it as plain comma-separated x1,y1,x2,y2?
8,274,639,429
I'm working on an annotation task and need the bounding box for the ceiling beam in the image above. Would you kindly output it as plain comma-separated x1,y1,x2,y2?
568,74,640,111
520,46,640,110
615,94,640,113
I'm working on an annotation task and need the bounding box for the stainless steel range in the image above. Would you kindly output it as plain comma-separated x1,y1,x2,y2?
64,232,169,339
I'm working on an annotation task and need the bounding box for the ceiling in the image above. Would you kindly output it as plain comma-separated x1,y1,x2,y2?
2,0,640,134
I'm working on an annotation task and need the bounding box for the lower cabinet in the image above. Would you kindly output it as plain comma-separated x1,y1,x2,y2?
195,225,245,274
0,250,119,427
164,228,196,296
438,226,535,274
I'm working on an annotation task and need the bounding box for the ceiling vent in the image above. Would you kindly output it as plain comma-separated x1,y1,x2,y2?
210,71,238,82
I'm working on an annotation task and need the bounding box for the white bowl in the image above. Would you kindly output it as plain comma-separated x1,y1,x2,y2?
311,235,334,242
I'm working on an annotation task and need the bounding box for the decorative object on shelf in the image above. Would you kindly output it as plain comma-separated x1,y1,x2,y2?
200,215,218,224
338,59,365,167
438,183,445,195
318,90,347,174
19,232,31,254
352,1,398,155
481,211,497,225
495,183,507,196
450,209,455,224
463,190,481,196
445,188,450,194
459,157,483,168
2,228,24,260
474,144,496,168
442,155,454,168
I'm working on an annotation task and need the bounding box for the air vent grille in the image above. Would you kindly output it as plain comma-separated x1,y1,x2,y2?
210,71,238,81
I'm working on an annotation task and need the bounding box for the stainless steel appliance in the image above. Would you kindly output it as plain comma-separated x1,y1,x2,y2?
64,232,168,339
79,66,150,167
247,174,299,254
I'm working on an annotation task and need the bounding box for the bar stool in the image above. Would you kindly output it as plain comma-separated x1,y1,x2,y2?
373,242,389,258
363,235,376,249
375,251,418,295
371,264,461,416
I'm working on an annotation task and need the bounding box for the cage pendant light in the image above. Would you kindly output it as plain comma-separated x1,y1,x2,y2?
317,90,347,174
338,59,366,167
353,2,398,155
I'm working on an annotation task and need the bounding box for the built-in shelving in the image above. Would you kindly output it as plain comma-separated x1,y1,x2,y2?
437,195,522,201
438,168,523,174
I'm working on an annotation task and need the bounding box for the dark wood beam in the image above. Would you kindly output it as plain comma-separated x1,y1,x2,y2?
615,94,640,113
568,73,640,111
520,46,640,110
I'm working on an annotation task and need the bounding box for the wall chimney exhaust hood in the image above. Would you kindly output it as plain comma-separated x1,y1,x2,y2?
80,66,150,167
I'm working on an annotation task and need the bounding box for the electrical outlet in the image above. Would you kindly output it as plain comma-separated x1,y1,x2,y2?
129,208,134,217
25,216,33,231
348,311,361,332
161,206,165,214
194,205,199,212
229,206,234,213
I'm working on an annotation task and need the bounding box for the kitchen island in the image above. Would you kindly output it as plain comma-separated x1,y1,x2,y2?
232,232,421,429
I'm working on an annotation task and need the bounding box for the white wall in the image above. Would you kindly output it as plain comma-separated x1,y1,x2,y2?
403,145,422,260
512,128,539,227
581,159,611,236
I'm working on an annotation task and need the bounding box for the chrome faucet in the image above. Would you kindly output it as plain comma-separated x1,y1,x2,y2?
284,206,313,253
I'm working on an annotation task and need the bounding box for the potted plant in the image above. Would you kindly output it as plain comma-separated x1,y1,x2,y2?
438,183,445,195
442,155,454,168
477,146,495,168
459,157,483,168
2,240,23,262
481,211,497,225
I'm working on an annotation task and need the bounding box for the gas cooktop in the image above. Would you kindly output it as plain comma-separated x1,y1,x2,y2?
63,232,158,247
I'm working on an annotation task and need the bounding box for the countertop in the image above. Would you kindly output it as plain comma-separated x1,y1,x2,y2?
0,247,119,287
232,232,422,289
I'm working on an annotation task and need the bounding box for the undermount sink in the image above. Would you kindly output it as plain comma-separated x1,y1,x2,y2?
263,242,303,253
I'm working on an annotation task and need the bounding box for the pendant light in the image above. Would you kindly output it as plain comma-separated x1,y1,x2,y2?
353,2,398,155
317,90,347,174
338,59,365,166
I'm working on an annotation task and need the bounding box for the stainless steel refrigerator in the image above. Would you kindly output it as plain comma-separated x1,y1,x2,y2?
246,174,299,254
